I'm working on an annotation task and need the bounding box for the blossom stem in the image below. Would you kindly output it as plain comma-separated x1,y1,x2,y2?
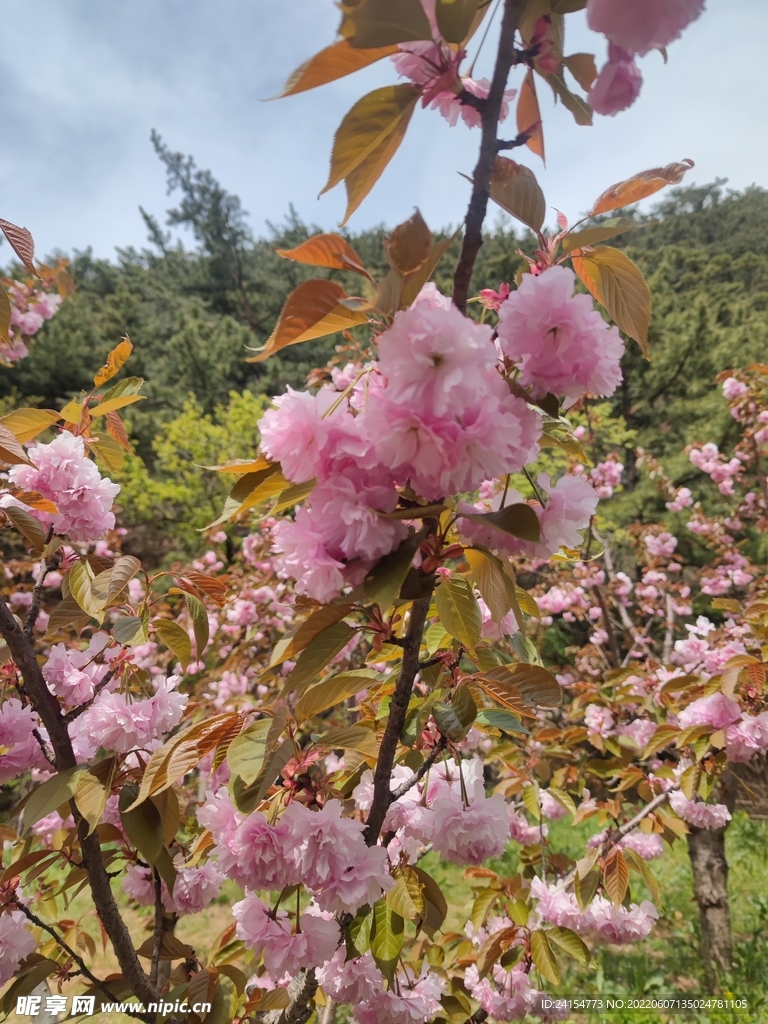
363,594,432,845
453,0,527,312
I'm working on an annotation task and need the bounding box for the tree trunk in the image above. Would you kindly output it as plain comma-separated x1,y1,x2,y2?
686,820,733,979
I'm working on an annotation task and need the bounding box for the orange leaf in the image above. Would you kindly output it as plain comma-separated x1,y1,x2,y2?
572,246,651,356
603,847,629,908
105,411,131,451
0,218,37,275
276,39,398,97
563,53,598,92
475,676,537,718
516,70,544,162
386,210,432,275
247,280,368,362
591,159,695,216
181,571,229,606
94,337,133,387
12,490,58,513
276,234,373,281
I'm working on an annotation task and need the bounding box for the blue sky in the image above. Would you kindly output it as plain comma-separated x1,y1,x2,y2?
1,0,765,260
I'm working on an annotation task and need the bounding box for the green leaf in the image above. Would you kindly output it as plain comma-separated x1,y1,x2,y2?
623,847,662,904
2,958,62,1015
364,529,424,609
475,708,528,734
340,0,432,47
461,502,541,543
347,905,373,955
74,765,114,835
69,560,105,622
547,926,593,967
410,866,447,938
370,900,404,984
227,718,279,785
112,614,147,646
471,888,500,930
204,973,238,1024
523,781,541,821
232,739,295,814
119,784,164,867
44,596,90,637
0,408,60,444
436,0,480,43
153,619,192,669
435,576,482,652
319,725,379,759
296,669,379,722
89,434,126,473
185,591,210,657
22,768,83,835
560,219,642,253
530,929,561,985
282,621,356,696
386,867,425,923
269,603,354,668
465,547,517,625
543,70,593,125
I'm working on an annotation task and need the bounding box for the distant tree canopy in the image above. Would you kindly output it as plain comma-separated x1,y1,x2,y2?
2,142,766,556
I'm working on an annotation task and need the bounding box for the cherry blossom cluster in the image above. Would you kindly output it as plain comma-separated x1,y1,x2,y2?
260,273,619,602
0,279,62,363
586,0,705,115
4,432,120,544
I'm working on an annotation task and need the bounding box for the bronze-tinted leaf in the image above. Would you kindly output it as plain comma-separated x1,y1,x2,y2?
562,52,598,92
276,233,372,281
340,0,432,48
482,663,561,707
604,846,629,907
461,501,541,543
489,157,546,234
435,576,482,652
0,423,33,466
572,245,651,356
516,70,544,162
560,219,640,253
591,159,695,216
296,669,379,722
544,71,592,125
277,39,398,97
386,210,432,274
0,218,37,275
324,84,421,194
0,287,11,342
247,280,368,363
94,337,133,387
2,504,46,551
339,89,420,224
475,674,537,718
400,234,456,308
530,930,561,985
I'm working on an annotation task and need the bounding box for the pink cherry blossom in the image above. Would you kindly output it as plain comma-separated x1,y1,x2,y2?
508,809,548,846
233,893,339,976
530,877,583,931
666,487,693,512
669,790,731,829
677,693,742,730
725,712,768,763
722,377,748,401
587,0,705,57
43,632,115,706
9,432,119,543
536,474,599,556
620,830,664,861
0,910,37,986
317,948,383,1004
616,718,657,750
465,962,537,1022
583,895,658,943
431,793,509,864
353,965,443,1024
644,532,678,558
198,788,245,882
70,678,187,756
497,266,624,405
589,44,643,115
272,510,346,603
590,457,623,498
584,704,615,737
0,699,48,783
308,478,406,563
236,812,299,891
539,790,568,820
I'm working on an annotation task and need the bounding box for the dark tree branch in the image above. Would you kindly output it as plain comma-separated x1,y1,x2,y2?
364,594,432,845
0,595,160,1008
453,0,527,312
24,530,57,641
13,901,151,1024
497,127,536,151
150,871,164,986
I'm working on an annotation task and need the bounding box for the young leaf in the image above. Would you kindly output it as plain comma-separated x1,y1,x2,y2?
543,70,593,125
282,621,357,696
0,218,37,275
465,547,517,625
319,725,379,758
277,39,398,97
604,847,630,907
74,767,112,835
2,504,46,552
70,560,106,622
94,337,133,387
400,235,456,308
560,219,641,253
475,674,537,718
184,592,209,657
323,84,421,194
340,91,420,224
0,423,33,466
247,280,368,362
276,233,373,281
0,408,60,444
410,866,448,938
435,576,482,652
471,888,500,931
269,603,354,668
296,669,379,721
562,52,598,92
462,502,541,543
226,719,275,785
530,929,561,985
547,926,593,967
370,900,404,984
481,664,561,707
0,287,9,342
436,0,480,44
364,529,424,609
339,0,432,48
22,768,84,835
592,159,695,215
623,847,662,904
89,435,125,473
488,157,546,233
153,619,192,669
516,69,544,162
386,867,425,923
572,246,651,357
386,210,432,274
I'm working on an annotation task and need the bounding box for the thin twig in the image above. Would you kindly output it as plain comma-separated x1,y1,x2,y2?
13,901,151,1024
24,528,56,641
663,593,675,664
150,871,164,986
390,737,448,802
593,586,621,668
63,663,122,724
